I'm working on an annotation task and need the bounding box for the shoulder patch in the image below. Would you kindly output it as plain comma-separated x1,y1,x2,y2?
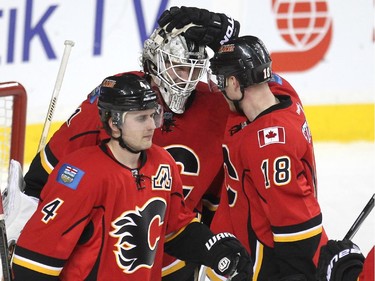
89,85,101,104
270,73,282,85
302,121,312,143
56,164,85,190
258,126,286,147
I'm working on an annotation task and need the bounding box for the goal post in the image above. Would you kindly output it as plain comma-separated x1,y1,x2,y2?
0,82,27,189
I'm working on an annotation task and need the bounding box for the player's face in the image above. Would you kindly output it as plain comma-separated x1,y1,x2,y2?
165,63,201,86
121,108,157,150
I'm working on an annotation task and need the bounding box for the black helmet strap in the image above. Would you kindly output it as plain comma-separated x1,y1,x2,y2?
222,84,245,115
114,128,142,154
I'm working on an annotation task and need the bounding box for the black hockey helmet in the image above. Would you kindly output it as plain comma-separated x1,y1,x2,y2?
209,36,272,90
98,73,158,112
98,73,161,127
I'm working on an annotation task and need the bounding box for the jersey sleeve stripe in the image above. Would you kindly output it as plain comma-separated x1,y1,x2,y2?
164,218,199,242
273,224,322,242
12,255,63,276
40,147,54,174
253,241,264,280
161,259,186,276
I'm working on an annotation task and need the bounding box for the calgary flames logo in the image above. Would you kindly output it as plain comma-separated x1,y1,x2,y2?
110,198,167,273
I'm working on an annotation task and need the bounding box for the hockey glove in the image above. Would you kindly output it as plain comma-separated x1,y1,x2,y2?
3,160,38,246
205,233,253,281
317,239,364,281
158,6,240,52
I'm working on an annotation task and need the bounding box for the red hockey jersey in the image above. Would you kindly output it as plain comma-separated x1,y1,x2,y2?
23,70,231,278
24,71,229,212
360,246,374,281
208,74,328,280
13,143,196,281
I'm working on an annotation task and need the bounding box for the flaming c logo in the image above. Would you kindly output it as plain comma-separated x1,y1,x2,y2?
271,0,333,72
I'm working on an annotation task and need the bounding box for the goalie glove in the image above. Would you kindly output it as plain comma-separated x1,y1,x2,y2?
3,160,38,247
205,233,253,280
317,239,364,281
158,6,240,52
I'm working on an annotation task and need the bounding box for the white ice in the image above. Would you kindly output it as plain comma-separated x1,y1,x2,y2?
314,142,374,256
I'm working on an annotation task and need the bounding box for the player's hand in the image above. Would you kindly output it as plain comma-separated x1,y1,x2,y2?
317,239,364,281
205,233,252,281
158,6,240,52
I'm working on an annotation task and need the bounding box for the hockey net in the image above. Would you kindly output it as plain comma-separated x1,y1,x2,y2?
0,82,27,190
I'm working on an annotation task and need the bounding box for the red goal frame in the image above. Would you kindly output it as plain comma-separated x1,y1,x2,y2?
0,82,27,167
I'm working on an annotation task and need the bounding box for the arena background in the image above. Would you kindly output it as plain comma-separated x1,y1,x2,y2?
0,0,373,164
0,0,374,270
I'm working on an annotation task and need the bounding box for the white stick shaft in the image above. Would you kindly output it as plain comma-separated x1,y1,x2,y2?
37,40,75,153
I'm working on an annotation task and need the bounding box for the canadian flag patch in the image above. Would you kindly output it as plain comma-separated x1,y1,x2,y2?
258,126,286,147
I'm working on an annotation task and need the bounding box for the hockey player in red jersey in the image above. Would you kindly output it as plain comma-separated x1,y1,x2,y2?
19,7,239,281
12,74,252,281
205,36,329,280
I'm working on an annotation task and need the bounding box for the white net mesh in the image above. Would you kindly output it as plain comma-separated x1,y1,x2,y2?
0,95,13,189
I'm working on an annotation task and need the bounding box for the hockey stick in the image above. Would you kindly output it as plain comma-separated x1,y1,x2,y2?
37,40,75,153
344,193,375,240
0,193,12,281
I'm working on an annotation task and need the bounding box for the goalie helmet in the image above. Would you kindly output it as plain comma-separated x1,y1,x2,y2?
141,28,209,114
98,73,161,128
209,36,272,90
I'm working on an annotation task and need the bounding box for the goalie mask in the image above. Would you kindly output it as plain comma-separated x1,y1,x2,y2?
142,28,209,114
209,35,272,92
98,73,163,130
